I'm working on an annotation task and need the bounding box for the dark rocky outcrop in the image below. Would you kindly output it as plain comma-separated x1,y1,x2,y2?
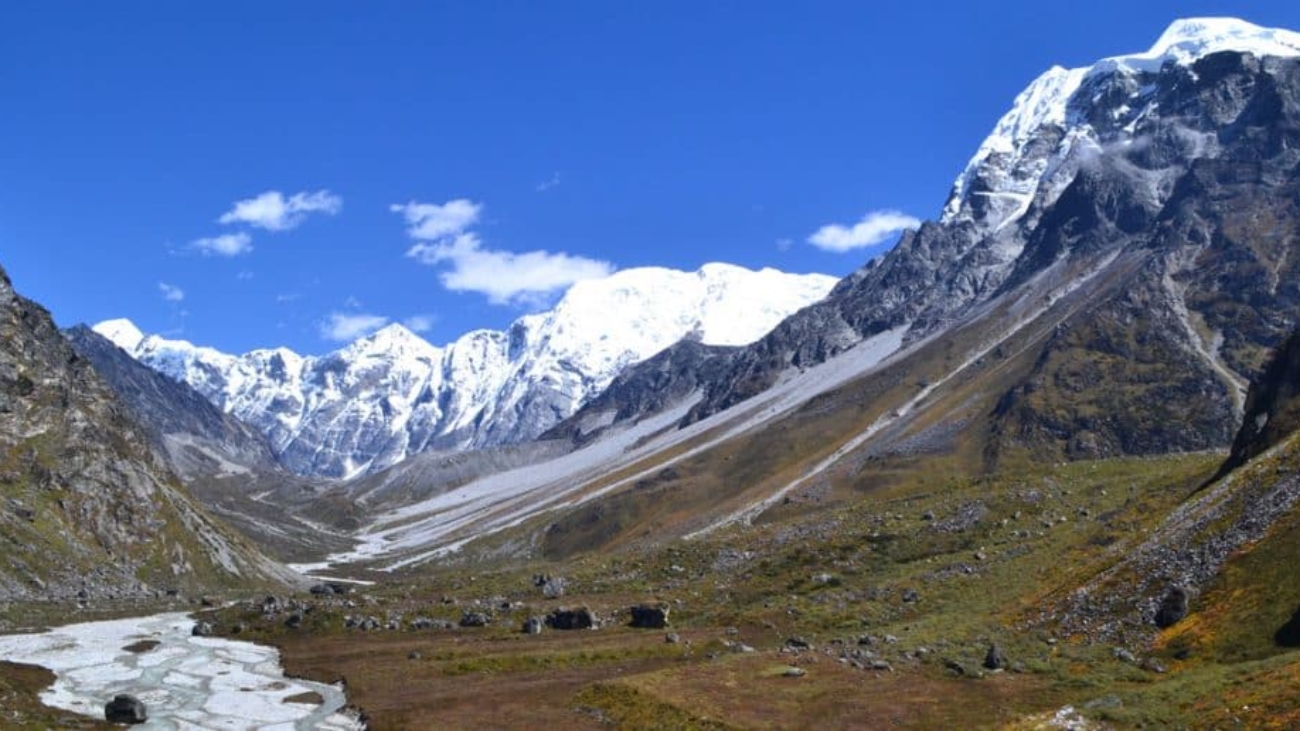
1219,327,1300,477
1274,605,1300,647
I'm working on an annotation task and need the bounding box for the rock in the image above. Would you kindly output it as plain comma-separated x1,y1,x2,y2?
782,667,807,677
665,632,681,644
309,583,335,596
922,511,935,521
1112,647,1137,664
983,643,1007,671
284,613,303,629
459,611,491,628
1139,657,1167,674
191,621,213,637
901,588,920,603
546,607,597,630
408,651,422,660
870,660,893,672
1154,585,1190,628
231,622,245,635
522,616,544,634
785,636,812,650
629,604,670,629
943,659,966,675
104,694,147,724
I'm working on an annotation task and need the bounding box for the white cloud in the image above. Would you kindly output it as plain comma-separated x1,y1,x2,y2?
275,292,300,303
807,209,920,253
319,312,389,342
219,189,342,231
407,232,613,305
402,314,436,333
236,270,254,281
535,172,561,192
191,232,253,257
158,282,185,302
390,199,482,240
395,198,614,305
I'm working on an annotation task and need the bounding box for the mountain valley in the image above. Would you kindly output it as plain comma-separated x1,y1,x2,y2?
7,15,1300,729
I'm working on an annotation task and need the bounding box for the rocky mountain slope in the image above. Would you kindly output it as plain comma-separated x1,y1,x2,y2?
0,264,294,601
565,17,1300,464
281,18,1300,573
97,263,835,478
63,325,281,480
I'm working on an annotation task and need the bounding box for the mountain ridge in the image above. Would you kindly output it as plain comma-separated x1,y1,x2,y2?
96,263,836,478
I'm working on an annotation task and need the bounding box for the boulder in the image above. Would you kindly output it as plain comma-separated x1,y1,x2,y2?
522,616,544,634
628,604,670,629
1154,585,1190,628
982,643,1007,670
459,611,491,628
191,621,213,637
104,694,147,724
546,607,597,630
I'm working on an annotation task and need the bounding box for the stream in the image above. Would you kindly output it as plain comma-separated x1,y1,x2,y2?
0,612,361,730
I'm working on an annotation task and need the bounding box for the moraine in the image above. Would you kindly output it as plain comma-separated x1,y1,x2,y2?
0,613,361,730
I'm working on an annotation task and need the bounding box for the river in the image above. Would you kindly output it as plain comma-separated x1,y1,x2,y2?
0,612,361,729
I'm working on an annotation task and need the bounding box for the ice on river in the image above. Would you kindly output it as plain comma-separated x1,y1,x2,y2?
0,612,361,730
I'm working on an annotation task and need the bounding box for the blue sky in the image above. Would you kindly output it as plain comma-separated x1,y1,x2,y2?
4,1,1299,354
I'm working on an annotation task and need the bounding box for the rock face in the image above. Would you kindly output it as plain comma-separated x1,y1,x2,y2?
0,263,291,601
1219,326,1300,476
560,19,1300,466
95,264,835,478
103,694,147,724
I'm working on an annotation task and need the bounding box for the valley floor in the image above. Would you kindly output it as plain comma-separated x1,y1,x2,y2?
202,451,1300,729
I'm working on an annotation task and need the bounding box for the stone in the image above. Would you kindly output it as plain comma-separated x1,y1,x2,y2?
983,643,1007,670
459,611,491,628
1112,647,1137,664
546,607,597,630
665,632,681,644
284,613,303,629
1154,585,1190,628
191,621,213,637
104,694,147,724
522,616,544,634
782,667,807,677
628,604,670,629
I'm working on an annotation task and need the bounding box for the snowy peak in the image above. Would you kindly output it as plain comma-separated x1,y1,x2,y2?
94,318,146,352
943,17,1300,226
99,263,836,478
1141,17,1300,68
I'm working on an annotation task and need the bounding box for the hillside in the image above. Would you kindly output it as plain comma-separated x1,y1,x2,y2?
0,264,294,610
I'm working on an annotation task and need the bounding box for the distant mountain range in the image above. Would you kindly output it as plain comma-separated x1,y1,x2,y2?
95,263,836,478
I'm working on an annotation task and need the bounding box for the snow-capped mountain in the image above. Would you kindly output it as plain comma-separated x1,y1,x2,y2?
600,16,1300,429
95,263,836,478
